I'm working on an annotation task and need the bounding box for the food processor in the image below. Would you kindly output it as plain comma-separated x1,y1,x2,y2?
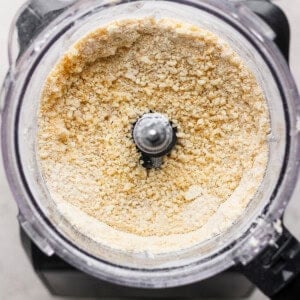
1,0,300,299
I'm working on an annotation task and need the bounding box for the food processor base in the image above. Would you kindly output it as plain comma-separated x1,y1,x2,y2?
21,229,254,298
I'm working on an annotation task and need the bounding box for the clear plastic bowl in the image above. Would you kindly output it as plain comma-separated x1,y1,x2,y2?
1,0,299,288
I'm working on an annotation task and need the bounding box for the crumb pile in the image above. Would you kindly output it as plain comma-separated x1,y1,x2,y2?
38,18,269,253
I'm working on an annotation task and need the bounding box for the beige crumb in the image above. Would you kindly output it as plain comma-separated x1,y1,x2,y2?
38,17,269,253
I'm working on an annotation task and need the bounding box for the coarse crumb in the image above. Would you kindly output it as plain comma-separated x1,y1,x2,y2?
38,18,269,252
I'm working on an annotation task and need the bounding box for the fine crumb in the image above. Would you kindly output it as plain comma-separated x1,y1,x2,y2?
184,185,203,201
38,18,270,253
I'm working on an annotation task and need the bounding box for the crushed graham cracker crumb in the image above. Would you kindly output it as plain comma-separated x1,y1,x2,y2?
38,18,269,252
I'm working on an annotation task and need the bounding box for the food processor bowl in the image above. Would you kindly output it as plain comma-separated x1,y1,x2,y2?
1,0,300,289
